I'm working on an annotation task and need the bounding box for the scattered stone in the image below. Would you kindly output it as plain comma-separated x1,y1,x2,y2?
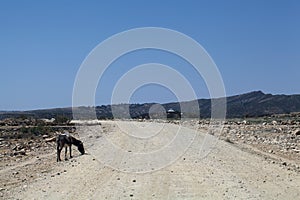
293,129,300,136
42,135,49,139
16,149,26,156
12,171,19,175
293,149,300,153
268,150,273,153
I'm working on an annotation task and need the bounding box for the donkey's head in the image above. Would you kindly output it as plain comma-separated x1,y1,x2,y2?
77,141,85,155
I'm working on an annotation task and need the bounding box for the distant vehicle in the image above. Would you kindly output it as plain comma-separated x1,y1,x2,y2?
166,109,181,119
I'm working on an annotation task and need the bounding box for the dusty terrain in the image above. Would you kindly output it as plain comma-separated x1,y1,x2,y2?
1,119,300,199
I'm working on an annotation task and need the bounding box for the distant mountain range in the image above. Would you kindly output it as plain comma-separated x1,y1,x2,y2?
1,91,300,120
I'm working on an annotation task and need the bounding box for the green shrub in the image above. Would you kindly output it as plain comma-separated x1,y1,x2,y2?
54,115,69,125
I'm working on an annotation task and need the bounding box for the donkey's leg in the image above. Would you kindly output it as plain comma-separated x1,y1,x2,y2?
65,146,68,160
57,145,62,162
69,145,73,158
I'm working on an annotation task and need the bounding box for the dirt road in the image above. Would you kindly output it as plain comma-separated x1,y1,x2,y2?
5,121,300,199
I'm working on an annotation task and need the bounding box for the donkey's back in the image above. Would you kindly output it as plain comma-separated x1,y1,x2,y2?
57,134,71,147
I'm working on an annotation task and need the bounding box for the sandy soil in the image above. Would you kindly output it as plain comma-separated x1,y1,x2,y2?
1,120,300,199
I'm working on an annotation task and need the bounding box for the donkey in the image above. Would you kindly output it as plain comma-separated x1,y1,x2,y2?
56,132,85,162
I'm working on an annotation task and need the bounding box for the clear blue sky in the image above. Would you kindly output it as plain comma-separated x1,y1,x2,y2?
0,0,299,110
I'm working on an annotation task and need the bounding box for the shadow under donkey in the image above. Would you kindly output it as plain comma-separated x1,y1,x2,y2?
56,133,85,162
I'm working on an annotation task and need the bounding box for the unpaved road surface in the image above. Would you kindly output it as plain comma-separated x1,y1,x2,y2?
3,121,300,199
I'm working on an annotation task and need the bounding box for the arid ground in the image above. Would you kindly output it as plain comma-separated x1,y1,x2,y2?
1,119,300,199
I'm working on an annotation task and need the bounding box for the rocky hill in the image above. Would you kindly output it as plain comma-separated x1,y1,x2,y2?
1,91,300,119
225,91,300,118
